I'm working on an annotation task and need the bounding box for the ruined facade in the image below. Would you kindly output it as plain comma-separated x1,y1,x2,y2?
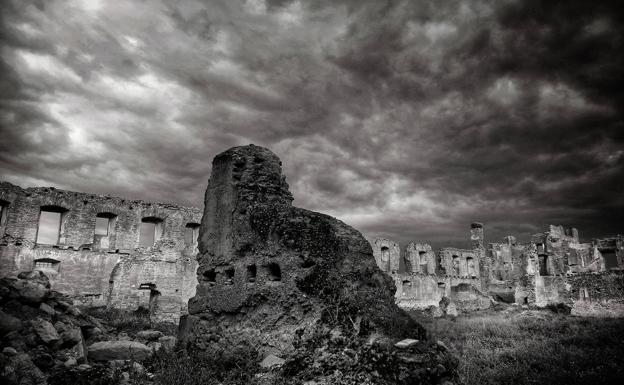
0,181,201,323
372,224,624,316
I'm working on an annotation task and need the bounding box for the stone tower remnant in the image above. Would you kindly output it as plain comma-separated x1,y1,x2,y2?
179,144,422,354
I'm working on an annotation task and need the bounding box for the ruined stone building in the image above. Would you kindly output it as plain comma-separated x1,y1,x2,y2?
0,181,201,322
372,224,624,316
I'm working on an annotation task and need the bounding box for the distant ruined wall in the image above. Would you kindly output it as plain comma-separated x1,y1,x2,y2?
0,181,201,323
372,223,624,316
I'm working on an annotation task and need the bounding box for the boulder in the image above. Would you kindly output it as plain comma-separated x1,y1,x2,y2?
60,328,83,347
0,310,23,335
136,330,163,341
88,341,152,361
32,318,60,343
3,353,47,385
39,302,55,316
11,280,47,303
17,271,51,288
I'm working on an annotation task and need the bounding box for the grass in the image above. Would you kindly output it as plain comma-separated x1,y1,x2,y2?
417,310,624,385
82,306,178,336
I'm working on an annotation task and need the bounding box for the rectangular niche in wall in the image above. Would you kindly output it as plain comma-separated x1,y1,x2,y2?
140,217,163,247
36,206,68,245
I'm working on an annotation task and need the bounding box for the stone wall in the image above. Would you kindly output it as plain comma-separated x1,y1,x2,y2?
372,223,623,316
0,181,201,323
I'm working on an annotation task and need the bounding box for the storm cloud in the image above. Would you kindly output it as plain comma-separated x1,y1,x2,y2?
1,0,622,249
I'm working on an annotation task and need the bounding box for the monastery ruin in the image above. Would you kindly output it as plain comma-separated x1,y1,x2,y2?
372,223,624,316
0,181,201,323
1,174,623,322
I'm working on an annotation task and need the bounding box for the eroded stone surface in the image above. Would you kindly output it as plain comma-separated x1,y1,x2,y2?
180,145,422,354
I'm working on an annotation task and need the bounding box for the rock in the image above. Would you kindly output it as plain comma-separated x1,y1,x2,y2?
53,321,68,333
446,302,459,317
32,318,60,343
132,362,145,374
158,335,176,351
147,341,162,352
64,357,78,367
11,279,48,303
260,354,286,369
117,332,132,341
88,340,152,361
394,338,420,349
77,363,92,371
4,353,47,385
39,302,55,316
137,330,163,341
179,145,424,352
60,328,83,347
436,340,449,352
71,339,88,364
17,271,51,288
3,346,18,356
0,310,23,335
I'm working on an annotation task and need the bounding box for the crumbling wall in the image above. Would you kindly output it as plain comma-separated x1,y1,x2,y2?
180,145,421,356
0,181,201,322
405,242,435,274
371,238,401,273
567,272,624,316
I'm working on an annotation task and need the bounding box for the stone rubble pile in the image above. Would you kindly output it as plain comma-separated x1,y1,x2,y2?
0,271,176,385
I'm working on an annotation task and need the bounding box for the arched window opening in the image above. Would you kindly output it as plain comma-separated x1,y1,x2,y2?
381,246,390,262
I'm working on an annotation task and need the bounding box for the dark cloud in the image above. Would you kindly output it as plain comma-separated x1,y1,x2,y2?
0,0,622,250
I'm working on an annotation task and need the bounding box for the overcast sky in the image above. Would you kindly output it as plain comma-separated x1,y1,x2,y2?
1,0,622,249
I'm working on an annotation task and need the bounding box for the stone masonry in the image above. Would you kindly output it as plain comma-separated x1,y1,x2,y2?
0,181,201,323
372,224,624,316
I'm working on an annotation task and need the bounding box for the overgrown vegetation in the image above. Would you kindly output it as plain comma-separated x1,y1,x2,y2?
419,310,624,385
82,306,177,335
141,342,260,385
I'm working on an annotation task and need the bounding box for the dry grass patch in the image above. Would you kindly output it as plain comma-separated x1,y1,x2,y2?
419,310,624,385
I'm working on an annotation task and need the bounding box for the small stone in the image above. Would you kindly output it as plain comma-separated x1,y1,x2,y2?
32,318,60,343
394,338,420,349
64,357,78,367
137,330,163,341
260,354,285,369
39,302,55,316
436,340,449,351
158,335,176,351
77,364,92,371
147,341,162,351
3,347,18,356
132,362,145,374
